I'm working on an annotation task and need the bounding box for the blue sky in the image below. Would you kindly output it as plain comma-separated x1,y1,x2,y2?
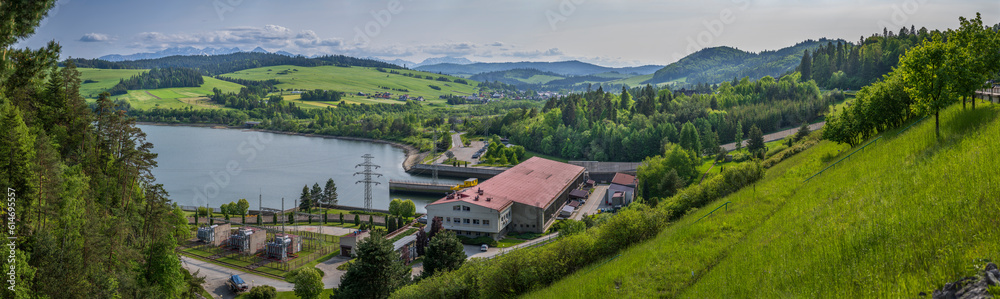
16,0,1000,66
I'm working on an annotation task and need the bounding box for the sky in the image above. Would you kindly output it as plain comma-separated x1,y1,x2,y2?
15,0,1000,67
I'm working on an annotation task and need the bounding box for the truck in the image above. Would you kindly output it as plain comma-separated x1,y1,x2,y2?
227,274,249,293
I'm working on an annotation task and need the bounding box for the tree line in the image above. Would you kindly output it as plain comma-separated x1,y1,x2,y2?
823,14,1000,144
106,67,204,95
69,52,403,75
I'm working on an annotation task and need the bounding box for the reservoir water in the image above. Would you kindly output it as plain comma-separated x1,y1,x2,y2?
139,125,457,213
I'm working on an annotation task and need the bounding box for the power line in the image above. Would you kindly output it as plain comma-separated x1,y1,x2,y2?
354,154,382,213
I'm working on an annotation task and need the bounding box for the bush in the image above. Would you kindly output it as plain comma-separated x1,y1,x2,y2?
762,132,820,169
246,285,277,299
196,207,210,216
391,205,664,298
660,161,765,221
457,236,497,247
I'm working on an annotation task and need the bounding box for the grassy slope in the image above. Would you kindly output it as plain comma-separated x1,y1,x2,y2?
528,103,1000,298
106,77,245,110
220,65,480,105
78,68,148,98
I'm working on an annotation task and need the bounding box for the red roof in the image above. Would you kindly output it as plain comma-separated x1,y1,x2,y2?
611,173,637,187
427,157,585,211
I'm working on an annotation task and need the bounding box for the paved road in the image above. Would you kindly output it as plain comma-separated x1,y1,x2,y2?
465,232,561,260
181,256,294,299
572,185,608,220
721,122,825,151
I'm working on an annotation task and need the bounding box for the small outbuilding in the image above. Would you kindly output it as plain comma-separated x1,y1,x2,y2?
392,234,419,264
340,230,369,257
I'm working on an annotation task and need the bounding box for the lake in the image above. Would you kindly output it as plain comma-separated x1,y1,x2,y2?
139,124,457,213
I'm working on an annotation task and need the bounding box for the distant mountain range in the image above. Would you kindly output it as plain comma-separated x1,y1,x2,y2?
369,56,476,68
416,60,664,77
99,46,296,61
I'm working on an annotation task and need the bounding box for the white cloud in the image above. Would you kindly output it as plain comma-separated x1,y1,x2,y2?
131,25,344,56
79,33,114,42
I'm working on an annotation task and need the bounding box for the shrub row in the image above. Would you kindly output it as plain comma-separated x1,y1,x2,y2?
761,132,821,169
660,161,766,220
391,206,664,299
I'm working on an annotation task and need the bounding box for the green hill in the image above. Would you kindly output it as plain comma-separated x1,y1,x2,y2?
648,39,836,85
219,65,480,105
528,103,1000,297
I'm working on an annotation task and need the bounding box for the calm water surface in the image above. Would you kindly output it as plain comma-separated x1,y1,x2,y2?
139,125,456,213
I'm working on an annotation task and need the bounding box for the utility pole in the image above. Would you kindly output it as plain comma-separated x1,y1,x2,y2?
355,154,383,213
432,129,438,184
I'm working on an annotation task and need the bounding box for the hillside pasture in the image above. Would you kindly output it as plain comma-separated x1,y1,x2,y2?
528,103,1000,298
220,65,480,105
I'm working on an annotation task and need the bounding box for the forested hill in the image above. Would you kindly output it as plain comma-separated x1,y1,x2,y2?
416,60,663,77
69,52,403,75
648,39,837,85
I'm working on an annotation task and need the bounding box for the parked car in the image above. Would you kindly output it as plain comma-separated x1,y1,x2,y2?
417,215,428,224
480,244,489,251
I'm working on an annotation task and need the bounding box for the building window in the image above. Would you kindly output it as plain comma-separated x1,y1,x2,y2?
484,220,490,225
446,217,450,222
463,206,470,211
453,218,460,224
464,219,470,224
453,205,461,211
476,232,481,236
473,219,480,225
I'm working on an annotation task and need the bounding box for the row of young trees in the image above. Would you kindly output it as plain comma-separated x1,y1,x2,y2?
2,2,194,297
105,67,204,95
823,14,1000,144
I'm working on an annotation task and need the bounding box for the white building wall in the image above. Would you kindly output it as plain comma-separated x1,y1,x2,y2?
426,202,510,239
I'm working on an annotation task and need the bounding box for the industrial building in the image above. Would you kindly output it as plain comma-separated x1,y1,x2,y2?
229,227,266,254
392,234,419,264
606,173,636,206
426,157,585,240
196,223,231,246
266,233,302,260
340,230,369,257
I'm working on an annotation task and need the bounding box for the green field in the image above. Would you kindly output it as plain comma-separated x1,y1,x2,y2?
220,65,481,105
528,103,1000,298
104,77,245,110
78,68,148,98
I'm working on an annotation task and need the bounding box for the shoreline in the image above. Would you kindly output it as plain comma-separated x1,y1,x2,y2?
136,121,427,171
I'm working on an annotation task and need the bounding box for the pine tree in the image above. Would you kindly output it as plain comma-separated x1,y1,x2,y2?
800,50,812,82
734,121,744,152
747,124,766,158
422,231,467,278
334,231,411,298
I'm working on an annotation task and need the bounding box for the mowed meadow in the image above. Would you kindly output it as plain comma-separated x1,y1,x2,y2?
220,65,481,105
529,102,1000,298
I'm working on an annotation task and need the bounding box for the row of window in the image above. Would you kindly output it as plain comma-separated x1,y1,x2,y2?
452,205,471,211
454,230,491,238
446,217,490,226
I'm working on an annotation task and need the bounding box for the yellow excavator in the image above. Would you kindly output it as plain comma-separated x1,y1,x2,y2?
450,178,478,191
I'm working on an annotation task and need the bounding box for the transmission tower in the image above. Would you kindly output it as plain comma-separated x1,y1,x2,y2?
354,154,383,213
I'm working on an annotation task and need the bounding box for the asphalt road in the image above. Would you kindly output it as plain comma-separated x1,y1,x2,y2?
572,185,608,220
181,255,294,299
720,122,825,151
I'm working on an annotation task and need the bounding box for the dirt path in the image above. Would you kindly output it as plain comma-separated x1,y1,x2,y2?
145,90,162,100
721,122,825,151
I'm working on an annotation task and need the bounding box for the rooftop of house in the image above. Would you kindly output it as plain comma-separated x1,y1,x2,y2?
611,172,638,187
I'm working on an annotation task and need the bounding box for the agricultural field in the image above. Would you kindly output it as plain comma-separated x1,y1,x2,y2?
530,103,1000,298
78,68,148,98
219,65,481,105
104,77,245,110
